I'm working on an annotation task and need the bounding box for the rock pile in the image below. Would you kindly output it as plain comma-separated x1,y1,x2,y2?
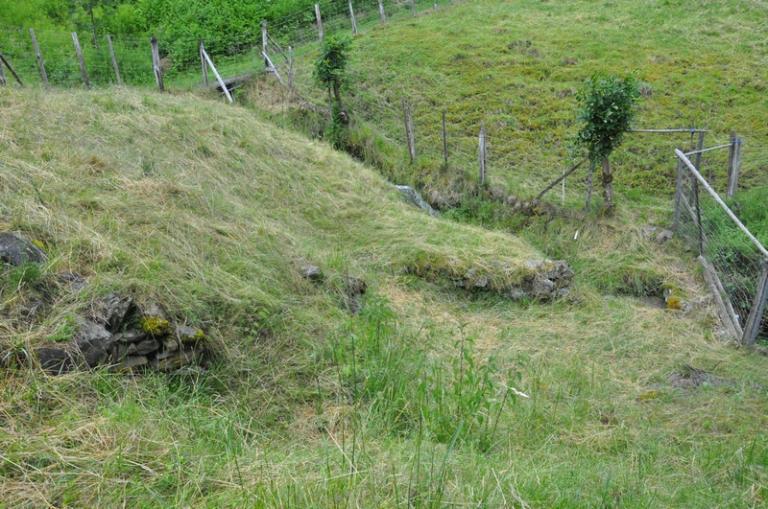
300,263,367,314
1,232,207,375
455,259,574,300
36,294,207,375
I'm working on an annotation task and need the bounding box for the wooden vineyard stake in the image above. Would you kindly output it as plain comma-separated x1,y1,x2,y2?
71,32,90,88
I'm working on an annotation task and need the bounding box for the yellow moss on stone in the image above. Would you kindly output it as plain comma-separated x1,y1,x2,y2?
141,316,171,336
666,295,682,310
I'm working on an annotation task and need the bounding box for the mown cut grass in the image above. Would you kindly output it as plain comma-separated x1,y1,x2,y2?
278,0,768,203
1,85,768,507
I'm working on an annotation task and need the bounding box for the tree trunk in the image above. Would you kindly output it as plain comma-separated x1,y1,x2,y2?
601,157,614,213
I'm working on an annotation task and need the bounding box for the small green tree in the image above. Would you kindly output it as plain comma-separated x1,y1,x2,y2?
314,34,352,143
576,74,640,213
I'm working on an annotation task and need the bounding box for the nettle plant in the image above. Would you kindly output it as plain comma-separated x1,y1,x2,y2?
314,34,353,146
577,74,640,213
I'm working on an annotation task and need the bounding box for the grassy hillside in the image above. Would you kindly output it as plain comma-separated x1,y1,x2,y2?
275,0,768,204
1,87,768,507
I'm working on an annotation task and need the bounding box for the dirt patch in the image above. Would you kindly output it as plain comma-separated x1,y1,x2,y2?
668,365,729,390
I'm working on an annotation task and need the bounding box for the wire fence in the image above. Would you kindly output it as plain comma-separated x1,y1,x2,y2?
0,0,449,89
674,149,768,345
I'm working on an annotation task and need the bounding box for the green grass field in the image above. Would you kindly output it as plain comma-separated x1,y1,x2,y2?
2,1,768,507
269,0,768,204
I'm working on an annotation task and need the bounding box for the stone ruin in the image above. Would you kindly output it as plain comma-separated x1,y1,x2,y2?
0,232,208,375
35,295,207,375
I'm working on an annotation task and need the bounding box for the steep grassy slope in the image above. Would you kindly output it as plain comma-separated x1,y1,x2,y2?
280,0,768,202
1,88,768,508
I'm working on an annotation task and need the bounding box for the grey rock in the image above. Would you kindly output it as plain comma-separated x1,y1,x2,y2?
655,229,674,244
73,318,113,368
0,233,46,266
344,277,367,296
143,302,168,321
505,287,528,300
395,185,438,217
463,268,489,289
175,324,203,344
301,264,324,282
344,277,367,314
89,293,134,331
127,339,159,356
152,349,198,372
113,330,146,344
531,277,556,299
641,226,658,240
58,272,87,292
36,347,74,375
163,338,180,352
119,355,148,371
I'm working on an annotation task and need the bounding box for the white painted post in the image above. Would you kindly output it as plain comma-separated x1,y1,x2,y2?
348,0,358,35
71,32,90,88
378,0,387,21
261,21,269,69
288,46,294,90
315,4,324,42
200,46,233,104
199,41,209,87
478,123,487,186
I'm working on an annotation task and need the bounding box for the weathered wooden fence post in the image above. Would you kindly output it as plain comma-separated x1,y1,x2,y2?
743,260,768,345
150,36,164,91
0,53,21,86
378,0,387,21
402,99,416,163
441,111,448,167
584,160,595,209
478,123,487,186
29,28,48,87
261,21,269,69
348,0,359,34
692,178,704,256
0,52,24,86
106,35,123,85
315,4,324,42
727,133,742,198
287,46,294,91
199,41,209,87
673,158,684,231
71,32,90,89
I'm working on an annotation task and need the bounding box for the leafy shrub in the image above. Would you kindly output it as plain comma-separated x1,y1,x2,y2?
576,74,640,163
